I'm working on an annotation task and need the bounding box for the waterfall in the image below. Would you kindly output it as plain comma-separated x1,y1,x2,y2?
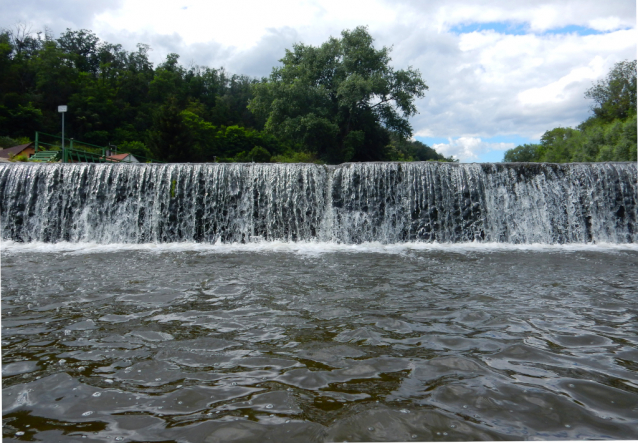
1,162,635,244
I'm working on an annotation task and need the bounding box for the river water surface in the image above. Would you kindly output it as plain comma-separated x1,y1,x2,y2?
2,242,638,442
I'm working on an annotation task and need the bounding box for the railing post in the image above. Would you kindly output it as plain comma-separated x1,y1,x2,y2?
35,131,39,152
67,139,73,163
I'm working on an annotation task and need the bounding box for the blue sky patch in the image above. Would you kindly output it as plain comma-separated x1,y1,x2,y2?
451,22,529,35
484,135,538,145
547,25,606,36
415,136,450,145
416,135,540,163
450,21,609,36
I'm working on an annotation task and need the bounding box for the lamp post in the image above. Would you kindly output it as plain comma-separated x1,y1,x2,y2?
58,105,67,163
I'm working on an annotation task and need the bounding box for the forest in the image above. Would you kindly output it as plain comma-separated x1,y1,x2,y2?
0,25,452,164
504,60,637,163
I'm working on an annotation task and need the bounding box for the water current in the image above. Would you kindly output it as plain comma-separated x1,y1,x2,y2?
2,243,638,441
1,162,637,441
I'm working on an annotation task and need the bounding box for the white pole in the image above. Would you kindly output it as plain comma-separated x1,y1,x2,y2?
62,112,65,162
58,105,67,163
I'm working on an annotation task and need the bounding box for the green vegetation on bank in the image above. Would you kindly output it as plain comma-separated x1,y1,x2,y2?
504,60,637,163
0,25,452,164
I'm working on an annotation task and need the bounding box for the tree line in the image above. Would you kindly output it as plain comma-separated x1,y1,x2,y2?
0,24,453,164
504,60,637,163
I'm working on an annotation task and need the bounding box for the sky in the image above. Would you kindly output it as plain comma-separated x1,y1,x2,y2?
2,0,636,162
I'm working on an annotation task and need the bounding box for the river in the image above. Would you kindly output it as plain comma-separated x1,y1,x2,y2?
2,242,638,441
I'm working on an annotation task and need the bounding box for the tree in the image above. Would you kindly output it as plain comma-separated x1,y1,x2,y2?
6,102,42,138
503,60,637,163
503,143,541,162
147,97,194,162
584,59,636,123
148,53,186,103
538,127,583,163
56,29,102,75
248,26,428,164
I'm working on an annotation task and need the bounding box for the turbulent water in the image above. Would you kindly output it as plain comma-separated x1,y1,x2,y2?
1,162,636,244
1,162,637,441
2,243,638,442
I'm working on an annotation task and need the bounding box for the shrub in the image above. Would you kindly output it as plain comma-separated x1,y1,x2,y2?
0,136,19,148
9,153,30,162
271,151,324,164
233,146,272,163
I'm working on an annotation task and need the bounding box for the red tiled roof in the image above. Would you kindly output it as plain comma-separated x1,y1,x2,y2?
107,153,130,161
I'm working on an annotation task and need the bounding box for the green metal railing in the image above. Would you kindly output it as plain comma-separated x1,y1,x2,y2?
33,131,163,163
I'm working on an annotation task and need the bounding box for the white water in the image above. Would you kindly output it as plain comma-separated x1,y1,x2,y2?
3,239,638,255
1,162,636,244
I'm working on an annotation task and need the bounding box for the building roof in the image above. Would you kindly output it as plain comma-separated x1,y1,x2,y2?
106,153,139,163
0,143,34,159
107,153,131,161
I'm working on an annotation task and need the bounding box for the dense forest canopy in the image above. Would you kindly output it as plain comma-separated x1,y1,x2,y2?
0,24,452,164
503,60,637,163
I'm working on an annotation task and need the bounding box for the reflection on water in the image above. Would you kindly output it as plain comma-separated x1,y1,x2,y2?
2,245,638,441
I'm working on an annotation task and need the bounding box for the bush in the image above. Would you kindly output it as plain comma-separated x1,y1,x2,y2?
0,136,19,148
271,151,324,164
9,153,30,162
117,141,153,160
503,144,542,162
232,146,272,163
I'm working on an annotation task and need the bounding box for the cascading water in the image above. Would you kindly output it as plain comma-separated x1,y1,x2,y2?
0,162,635,244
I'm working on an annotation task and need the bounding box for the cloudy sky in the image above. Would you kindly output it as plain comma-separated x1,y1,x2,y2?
2,0,636,161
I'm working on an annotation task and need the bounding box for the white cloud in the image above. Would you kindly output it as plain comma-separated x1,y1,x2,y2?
588,16,624,32
432,137,515,162
400,27,635,144
517,57,606,106
94,0,397,50
0,0,123,35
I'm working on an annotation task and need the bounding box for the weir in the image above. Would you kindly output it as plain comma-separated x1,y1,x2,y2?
0,162,636,244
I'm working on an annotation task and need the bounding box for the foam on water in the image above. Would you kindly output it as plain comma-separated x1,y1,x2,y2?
3,239,638,255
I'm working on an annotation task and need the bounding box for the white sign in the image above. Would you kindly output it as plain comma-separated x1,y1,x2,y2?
58,105,67,113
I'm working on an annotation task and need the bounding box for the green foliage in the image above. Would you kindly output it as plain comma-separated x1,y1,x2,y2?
16,136,31,145
584,60,636,123
233,146,272,163
117,140,152,160
5,103,42,138
271,151,323,164
385,134,454,162
249,26,428,164
0,135,19,148
504,60,637,163
147,97,194,162
574,115,637,162
538,127,584,163
0,25,451,163
179,108,289,162
502,143,542,162
9,153,29,162
0,27,266,161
